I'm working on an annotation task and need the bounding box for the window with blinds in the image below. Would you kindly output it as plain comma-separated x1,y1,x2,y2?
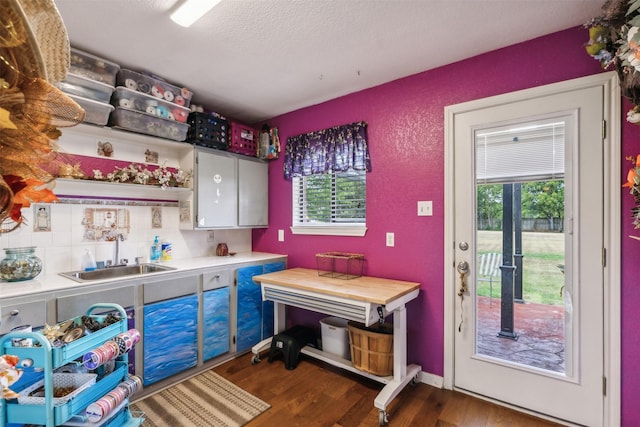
292,170,366,229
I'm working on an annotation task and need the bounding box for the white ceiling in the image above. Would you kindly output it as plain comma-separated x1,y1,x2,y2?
54,0,605,124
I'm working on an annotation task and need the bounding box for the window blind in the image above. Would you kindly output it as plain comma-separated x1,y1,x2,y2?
476,120,565,184
293,170,366,225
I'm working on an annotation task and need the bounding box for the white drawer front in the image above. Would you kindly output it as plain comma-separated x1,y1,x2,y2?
1,299,47,334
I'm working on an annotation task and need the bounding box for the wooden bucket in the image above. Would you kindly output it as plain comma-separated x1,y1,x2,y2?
347,321,393,376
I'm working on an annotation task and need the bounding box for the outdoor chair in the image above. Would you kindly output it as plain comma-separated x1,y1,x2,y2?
477,252,501,305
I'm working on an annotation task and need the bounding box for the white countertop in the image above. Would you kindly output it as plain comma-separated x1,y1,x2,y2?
0,252,287,299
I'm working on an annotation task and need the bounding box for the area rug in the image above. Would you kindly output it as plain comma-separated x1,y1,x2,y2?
130,370,270,427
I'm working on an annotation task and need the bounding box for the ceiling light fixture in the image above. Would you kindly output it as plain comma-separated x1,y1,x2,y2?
170,0,222,28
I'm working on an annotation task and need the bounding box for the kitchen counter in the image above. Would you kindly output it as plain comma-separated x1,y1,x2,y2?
0,252,286,299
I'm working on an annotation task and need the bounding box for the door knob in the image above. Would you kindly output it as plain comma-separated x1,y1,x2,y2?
457,261,469,275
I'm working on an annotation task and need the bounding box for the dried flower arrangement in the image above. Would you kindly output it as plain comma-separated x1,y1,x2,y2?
92,162,191,190
585,0,640,122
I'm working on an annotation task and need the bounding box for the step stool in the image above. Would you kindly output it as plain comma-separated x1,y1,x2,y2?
268,325,317,370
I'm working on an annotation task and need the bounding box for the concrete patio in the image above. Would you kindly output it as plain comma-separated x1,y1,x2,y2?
476,296,565,373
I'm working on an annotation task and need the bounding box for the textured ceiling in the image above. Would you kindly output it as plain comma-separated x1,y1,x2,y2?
54,0,605,124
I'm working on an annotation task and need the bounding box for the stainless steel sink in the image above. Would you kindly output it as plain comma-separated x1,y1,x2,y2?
59,263,176,283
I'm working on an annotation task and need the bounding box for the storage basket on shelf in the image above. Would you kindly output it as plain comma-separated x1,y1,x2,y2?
316,252,365,279
347,321,393,376
228,122,258,156
186,112,228,150
18,373,97,405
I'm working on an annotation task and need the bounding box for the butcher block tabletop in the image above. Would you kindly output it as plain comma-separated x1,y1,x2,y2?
252,267,420,305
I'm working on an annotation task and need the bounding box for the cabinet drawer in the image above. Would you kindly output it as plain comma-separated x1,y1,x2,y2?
57,287,135,321
203,269,230,291
144,275,198,303
1,299,47,334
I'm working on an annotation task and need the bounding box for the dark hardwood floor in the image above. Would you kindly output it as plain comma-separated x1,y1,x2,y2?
213,352,562,426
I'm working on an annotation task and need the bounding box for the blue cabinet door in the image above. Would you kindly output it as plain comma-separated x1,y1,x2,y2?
203,287,230,361
143,294,198,385
236,261,286,352
236,265,263,352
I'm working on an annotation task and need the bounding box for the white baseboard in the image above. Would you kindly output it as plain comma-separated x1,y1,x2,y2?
417,370,444,388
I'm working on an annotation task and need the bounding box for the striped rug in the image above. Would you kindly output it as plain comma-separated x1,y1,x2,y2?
130,370,270,426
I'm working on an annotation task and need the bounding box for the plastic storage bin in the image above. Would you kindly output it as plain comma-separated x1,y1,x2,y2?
117,68,192,108
110,107,189,141
228,122,257,156
111,86,189,123
68,93,114,126
186,112,228,150
69,48,120,86
55,73,115,103
320,317,351,360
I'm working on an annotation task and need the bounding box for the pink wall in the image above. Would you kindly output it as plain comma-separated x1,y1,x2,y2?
253,26,639,425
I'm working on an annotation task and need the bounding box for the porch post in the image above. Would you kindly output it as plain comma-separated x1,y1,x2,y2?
514,183,524,303
499,183,518,340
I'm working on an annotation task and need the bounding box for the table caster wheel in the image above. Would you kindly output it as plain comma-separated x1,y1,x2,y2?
251,354,261,364
378,410,388,426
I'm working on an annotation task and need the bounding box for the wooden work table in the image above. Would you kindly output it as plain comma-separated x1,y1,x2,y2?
251,267,421,426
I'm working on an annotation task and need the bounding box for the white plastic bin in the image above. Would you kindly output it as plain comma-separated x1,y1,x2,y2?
320,316,351,360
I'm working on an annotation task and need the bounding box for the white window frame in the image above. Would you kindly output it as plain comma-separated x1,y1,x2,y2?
290,170,367,237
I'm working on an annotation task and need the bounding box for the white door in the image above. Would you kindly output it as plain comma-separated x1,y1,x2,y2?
446,75,615,426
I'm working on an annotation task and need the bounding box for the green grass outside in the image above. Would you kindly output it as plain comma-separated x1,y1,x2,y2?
476,230,564,305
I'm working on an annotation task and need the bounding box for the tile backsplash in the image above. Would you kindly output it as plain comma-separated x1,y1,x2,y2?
0,203,251,275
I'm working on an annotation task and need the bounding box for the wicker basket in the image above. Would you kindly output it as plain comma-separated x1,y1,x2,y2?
347,321,393,376
316,252,365,279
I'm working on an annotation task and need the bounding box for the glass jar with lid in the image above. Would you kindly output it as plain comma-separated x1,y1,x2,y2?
0,247,43,282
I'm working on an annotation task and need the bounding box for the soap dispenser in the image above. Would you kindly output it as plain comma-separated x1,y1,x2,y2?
150,236,161,262
81,249,97,271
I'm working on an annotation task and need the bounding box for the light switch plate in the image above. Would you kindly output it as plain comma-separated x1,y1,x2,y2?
418,201,433,216
386,232,395,247
278,229,285,242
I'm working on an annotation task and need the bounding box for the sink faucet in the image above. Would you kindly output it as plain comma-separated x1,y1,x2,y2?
111,233,127,267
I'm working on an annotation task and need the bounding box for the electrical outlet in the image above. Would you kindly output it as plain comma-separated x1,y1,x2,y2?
418,201,433,216
386,232,395,247
278,229,285,242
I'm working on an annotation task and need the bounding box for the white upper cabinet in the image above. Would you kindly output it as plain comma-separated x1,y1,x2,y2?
182,148,268,229
238,157,268,227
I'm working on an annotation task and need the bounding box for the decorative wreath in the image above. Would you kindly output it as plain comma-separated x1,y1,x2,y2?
0,0,85,233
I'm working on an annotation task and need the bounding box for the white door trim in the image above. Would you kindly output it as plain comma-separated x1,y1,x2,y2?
443,72,620,426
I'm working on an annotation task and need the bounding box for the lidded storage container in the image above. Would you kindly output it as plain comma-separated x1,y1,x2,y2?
117,69,193,108
55,73,115,103
109,107,189,141
60,48,120,127
67,93,114,126
111,86,189,123
69,48,120,86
